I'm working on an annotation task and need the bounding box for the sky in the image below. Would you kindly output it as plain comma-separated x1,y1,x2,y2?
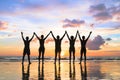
0,0,120,57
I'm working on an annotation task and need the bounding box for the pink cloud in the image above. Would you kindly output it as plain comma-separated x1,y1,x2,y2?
0,21,8,30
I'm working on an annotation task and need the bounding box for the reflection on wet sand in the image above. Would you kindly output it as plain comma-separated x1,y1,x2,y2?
54,62,61,80
38,62,44,80
80,62,87,80
69,62,76,80
22,64,30,80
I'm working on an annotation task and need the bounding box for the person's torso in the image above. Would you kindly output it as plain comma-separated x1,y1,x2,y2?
81,40,87,48
24,40,30,48
55,39,61,48
40,39,45,47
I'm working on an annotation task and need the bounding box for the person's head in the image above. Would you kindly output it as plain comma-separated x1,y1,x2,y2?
41,35,44,39
71,36,74,40
82,36,85,40
26,36,29,40
57,35,60,39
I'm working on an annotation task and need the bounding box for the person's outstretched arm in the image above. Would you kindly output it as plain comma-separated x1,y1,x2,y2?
61,31,66,40
86,31,92,41
65,31,70,40
29,33,34,41
50,31,56,40
34,32,40,40
21,32,25,41
77,30,82,41
44,32,51,40
74,31,78,40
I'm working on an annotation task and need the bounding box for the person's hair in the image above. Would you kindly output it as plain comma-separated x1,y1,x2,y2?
26,36,29,40
41,35,44,39
82,36,85,40
57,35,60,39
71,36,74,40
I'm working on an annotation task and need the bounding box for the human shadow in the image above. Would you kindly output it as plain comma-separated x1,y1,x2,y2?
34,32,50,63
38,62,44,80
69,62,76,80
50,31,66,64
80,62,87,80
54,62,61,80
22,64,30,80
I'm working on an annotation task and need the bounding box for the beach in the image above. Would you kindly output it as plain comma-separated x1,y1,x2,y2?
0,60,120,80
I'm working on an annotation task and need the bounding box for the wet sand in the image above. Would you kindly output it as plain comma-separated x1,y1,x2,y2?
0,60,120,80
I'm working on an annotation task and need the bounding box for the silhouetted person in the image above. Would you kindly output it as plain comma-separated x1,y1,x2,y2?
77,31,92,64
22,64,30,80
80,62,87,80
54,63,61,80
34,32,50,63
38,62,44,80
50,31,66,63
21,32,34,64
69,62,76,80
65,31,77,63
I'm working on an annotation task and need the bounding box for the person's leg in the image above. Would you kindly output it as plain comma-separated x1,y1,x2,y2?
84,49,86,63
42,49,45,63
22,49,26,64
80,49,84,64
39,49,41,62
69,50,71,63
73,47,75,63
73,50,75,63
59,51,61,63
28,54,31,64
22,54,25,64
54,50,57,63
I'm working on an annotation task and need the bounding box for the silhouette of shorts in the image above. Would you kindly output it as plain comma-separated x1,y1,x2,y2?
23,48,30,55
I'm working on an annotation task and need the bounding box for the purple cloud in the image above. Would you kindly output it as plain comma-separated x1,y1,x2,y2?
62,18,85,28
87,35,105,50
89,3,120,22
89,4,106,13
93,12,112,21
106,38,112,41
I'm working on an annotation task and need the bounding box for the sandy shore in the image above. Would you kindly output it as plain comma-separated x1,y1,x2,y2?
0,60,120,80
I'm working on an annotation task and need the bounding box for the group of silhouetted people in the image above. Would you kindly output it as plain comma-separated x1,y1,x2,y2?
21,31,92,64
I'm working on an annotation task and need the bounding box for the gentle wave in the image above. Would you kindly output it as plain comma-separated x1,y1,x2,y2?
0,56,120,62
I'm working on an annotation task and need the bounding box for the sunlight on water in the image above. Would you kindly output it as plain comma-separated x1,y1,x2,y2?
0,61,120,80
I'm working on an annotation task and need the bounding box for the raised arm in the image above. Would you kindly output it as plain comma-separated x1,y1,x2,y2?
65,31,70,40
34,32,40,40
86,31,92,41
74,31,78,40
50,31,56,40
21,32,25,41
44,32,51,40
61,31,66,40
29,33,34,41
77,30,82,41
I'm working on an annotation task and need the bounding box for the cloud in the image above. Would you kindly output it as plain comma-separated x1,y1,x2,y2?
93,12,112,21
62,18,85,28
89,4,106,13
89,3,120,22
0,21,8,30
106,38,112,41
87,35,105,50
46,38,54,43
